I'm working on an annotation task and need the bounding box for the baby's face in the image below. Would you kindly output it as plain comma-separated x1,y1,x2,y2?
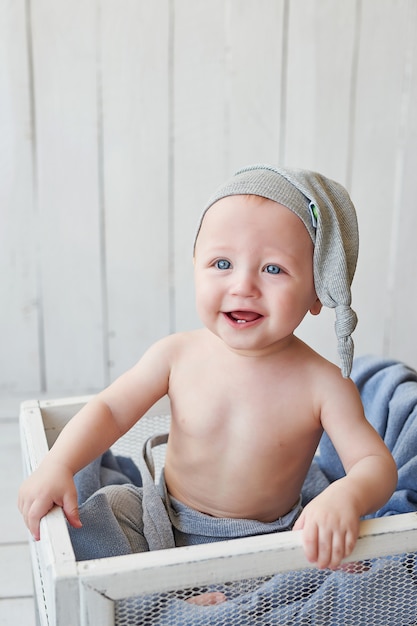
193,194,321,356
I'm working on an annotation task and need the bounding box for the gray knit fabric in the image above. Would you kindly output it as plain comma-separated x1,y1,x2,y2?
195,164,359,378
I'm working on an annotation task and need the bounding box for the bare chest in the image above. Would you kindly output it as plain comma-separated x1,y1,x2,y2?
169,359,321,448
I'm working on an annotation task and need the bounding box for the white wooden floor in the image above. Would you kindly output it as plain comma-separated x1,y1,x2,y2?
0,410,36,626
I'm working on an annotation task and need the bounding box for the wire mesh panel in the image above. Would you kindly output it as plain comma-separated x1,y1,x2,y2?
112,413,171,477
114,552,417,626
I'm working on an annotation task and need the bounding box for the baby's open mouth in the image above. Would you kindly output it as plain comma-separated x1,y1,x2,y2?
226,311,263,324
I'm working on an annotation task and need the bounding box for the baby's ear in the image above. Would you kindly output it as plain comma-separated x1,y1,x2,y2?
309,298,322,316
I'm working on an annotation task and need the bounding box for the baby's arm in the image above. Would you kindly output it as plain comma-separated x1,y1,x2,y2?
293,376,397,570
18,337,173,540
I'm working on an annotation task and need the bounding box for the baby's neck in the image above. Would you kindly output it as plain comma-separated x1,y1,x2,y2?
209,329,298,361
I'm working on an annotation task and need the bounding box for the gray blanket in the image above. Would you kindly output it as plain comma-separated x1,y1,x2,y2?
70,433,175,559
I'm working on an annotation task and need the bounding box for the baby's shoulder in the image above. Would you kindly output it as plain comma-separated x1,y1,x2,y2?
293,341,359,395
152,328,207,358
307,353,361,408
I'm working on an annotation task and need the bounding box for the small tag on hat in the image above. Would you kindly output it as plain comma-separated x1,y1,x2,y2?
309,201,318,228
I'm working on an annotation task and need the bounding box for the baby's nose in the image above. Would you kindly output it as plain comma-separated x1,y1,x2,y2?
230,271,260,297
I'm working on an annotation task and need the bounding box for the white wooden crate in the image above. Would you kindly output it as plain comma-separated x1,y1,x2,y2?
20,398,417,626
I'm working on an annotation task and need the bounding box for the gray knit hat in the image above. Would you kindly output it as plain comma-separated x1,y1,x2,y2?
195,164,359,378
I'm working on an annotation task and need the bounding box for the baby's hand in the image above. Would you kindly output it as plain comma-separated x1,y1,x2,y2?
293,486,360,570
18,461,82,541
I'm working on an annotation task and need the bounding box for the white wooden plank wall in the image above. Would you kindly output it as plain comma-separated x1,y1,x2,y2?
1,0,417,405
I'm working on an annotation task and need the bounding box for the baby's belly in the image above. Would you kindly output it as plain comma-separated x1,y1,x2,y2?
164,460,303,523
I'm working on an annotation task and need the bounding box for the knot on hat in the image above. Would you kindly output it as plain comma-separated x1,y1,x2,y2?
335,305,358,378
335,304,357,338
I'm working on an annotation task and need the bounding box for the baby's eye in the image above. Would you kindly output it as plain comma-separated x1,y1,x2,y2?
264,264,281,275
215,259,231,270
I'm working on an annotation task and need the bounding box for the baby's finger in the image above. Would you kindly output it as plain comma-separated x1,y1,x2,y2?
62,493,82,530
17,487,32,523
315,526,334,569
344,528,357,560
27,497,54,541
330,523,359,569
325,531,346,570
301,521,319,564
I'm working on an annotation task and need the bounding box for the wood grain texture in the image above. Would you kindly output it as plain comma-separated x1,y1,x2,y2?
0,0,40,393
1,0,417,403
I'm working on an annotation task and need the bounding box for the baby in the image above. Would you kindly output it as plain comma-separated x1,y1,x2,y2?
19,165,397,571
